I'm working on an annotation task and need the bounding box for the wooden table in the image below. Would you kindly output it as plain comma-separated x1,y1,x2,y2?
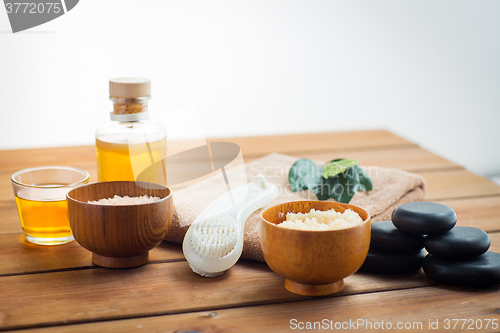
1,130,499,332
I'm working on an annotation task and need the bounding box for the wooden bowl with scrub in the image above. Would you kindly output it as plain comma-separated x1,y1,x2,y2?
67,181,173,269
260,201,370,296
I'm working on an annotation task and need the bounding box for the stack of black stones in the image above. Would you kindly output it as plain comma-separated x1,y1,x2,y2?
359,202,500,288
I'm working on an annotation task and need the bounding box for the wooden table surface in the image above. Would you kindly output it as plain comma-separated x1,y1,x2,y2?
1,130,499,332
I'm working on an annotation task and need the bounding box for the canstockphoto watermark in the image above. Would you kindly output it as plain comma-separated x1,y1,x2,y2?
3,0,79,33
290,318,499,330
249,161,379,197
290,319,423,330
250,161,379,181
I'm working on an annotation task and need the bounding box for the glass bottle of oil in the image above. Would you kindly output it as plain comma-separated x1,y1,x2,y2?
96,78,167,183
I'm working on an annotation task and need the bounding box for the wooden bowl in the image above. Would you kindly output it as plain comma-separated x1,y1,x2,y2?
260,201,370,296
67,181,173,269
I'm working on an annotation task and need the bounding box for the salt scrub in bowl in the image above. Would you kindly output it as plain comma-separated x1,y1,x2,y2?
67,181,173,269
260,201,371,296
278,208,363,231
87,195,160,205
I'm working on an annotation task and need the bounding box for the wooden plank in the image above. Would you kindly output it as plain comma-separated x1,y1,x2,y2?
0,140,205,174
0,145,449,192
167,146,459,194
0,204,498,277
3,170,497,237
0,260,435,330
1,193,498,275
207,129,416,156
0,146,96,173
419,169,500,201
1,214,499,278
484,230,499,250
166,146,462,194
437,196,500,232
0,130,413,173
14,286,500,333
5,235,500,331
0,201,23,235
0,236,184,277
299,146,459,172
0,145,461,203
0,131,419,202
0,234,93,275
1,231,499,329
1,131,498,333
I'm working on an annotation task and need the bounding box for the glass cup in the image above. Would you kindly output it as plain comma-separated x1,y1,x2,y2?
11,166,90,245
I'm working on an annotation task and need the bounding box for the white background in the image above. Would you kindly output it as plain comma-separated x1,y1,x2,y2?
0,1,499,177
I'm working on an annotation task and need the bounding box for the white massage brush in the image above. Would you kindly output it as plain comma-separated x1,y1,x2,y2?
182,174,278,277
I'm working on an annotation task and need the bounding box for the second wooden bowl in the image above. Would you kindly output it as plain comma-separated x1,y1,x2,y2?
260,201,370,296
67,181,173,268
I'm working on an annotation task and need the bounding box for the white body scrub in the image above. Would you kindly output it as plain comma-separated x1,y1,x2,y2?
278,208,363,231
87,195,160,205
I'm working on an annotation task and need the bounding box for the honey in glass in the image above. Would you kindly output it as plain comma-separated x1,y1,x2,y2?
11,166,90,245
15,196,72,241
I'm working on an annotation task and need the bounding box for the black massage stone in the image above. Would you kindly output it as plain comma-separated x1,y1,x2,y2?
424,226,490,259
423,252,500,287
392,202,456,235
359,248,426,274
370,220,425,253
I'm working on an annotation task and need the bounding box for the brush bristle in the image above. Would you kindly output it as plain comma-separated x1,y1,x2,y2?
190,214,237,259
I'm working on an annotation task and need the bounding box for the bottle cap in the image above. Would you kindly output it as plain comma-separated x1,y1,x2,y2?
109,77,151,98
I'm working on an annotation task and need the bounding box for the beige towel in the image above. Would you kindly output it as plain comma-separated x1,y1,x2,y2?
166,153,426,262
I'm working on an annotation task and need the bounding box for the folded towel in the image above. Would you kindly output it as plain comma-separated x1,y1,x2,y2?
166,153,426,262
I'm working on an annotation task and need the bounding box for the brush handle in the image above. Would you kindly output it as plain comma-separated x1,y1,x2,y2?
194,174,278,224
235,175,279,225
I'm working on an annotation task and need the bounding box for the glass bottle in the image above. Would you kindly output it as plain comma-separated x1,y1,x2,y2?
96,78,167,183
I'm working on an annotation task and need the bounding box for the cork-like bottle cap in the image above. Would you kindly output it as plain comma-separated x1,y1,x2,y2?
109,77,151,98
